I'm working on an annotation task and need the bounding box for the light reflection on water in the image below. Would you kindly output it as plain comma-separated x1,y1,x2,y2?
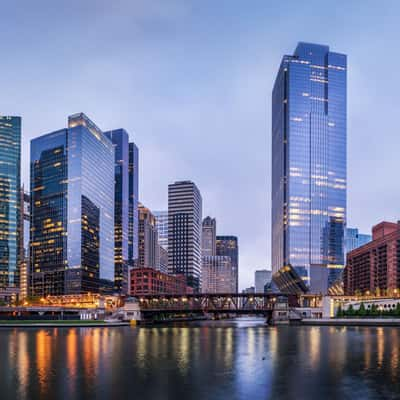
0,319,400,399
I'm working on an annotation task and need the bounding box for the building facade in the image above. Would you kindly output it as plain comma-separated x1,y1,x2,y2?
154,211,168,250
201,256,234,293
272,42,347,294
19,190,30,300
345,227,371,253
158,245,168,273
130,267,191,296
137,203,159,270
344,222,400,296
0,116,21,298
128,142,139,268
202,217,216,256
255,269,272,293
104,129,130,294
30,113,115,296
168,181,202,291
216,236,239,293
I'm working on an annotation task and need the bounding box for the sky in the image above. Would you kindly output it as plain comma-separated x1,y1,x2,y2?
2,0,400,290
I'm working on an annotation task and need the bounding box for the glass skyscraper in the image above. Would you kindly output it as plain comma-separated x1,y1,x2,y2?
30,113,115,296
345,227,371,253
216,236,239,293
0,116,21,293
271,42,347,294
104,129,130,294
128,142,139,268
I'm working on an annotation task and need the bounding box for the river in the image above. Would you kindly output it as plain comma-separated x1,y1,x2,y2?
0,318,399,399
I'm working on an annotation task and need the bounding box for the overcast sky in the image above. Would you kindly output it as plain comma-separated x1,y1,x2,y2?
2,0,400,289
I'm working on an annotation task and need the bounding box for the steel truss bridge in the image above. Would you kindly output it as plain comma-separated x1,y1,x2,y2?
138,293,296,320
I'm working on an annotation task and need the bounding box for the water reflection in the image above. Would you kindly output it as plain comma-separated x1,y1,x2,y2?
0,322,400,399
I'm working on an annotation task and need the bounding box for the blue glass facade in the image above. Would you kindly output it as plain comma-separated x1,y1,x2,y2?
128,142,139,267
272,43,347,293
345,228,371,253
0,116,21,291
104,129,130,294
30,114,114,296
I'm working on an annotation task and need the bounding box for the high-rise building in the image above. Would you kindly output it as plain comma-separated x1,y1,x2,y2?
104,129,130,294
30,113,115,296
202,217,216,256
19,189,30,300
0,116,21,298
216,236,239,293
345,227,371,253
158,245,168,273
201,256,234,293
344,222,400,296
137,203,159,270
254,269,272,293
168,181,202,291
271,42,347,294
128,142,139,268
154,211,168,250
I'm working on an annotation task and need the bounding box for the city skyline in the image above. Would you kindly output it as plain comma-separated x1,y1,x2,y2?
3,1,400,289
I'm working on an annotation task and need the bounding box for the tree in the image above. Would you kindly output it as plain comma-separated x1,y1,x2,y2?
336,305,343,318
358,303,366,317
347,304,355,317
396,303,400,317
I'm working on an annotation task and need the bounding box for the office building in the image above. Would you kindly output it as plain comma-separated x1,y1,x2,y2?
344,222,400,296
0,116,21,299
216,236,239,293
345,227,371,253
168,181,202,291
30,113,114,296
154,211,168,249
201,256,234,293
255,269,272,293
272,42,347,294
137,203,159,270
202,217,216,256
104,129,130,294
19,190,30,300
158,245,168,273
128,142,139,267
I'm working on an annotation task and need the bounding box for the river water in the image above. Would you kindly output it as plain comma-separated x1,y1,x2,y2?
0,318,399,400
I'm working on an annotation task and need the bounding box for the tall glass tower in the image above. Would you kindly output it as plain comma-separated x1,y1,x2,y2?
30,113,115,296
0,116,21,293
104,129,130,294
271,42,347,294
128,142,139,268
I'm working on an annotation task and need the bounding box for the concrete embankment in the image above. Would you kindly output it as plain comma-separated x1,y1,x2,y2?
0,321,130,328
302,318,400,327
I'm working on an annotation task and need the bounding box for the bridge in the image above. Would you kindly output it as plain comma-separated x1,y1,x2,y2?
137,293,299,322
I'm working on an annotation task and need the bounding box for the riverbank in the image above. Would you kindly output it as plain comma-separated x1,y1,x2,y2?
302,318,400,326
0,320,130,328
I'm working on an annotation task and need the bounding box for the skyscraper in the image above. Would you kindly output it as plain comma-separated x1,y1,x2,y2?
216,236,239,293
137,203,159,270
128,142,139,268
154,211,168,249
168,181,202,291
19,189,30,300
201,256,234,293
0,116,21,297
202,216,216,256
254,269,272,293
30,113,114,296
271,42,347,294
345,227,371,253
104,129,130,294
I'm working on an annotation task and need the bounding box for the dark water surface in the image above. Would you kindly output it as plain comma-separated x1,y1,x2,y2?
0,318,399,400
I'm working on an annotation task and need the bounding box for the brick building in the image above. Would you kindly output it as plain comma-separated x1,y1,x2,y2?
130,268,192,296
344,221,400,295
